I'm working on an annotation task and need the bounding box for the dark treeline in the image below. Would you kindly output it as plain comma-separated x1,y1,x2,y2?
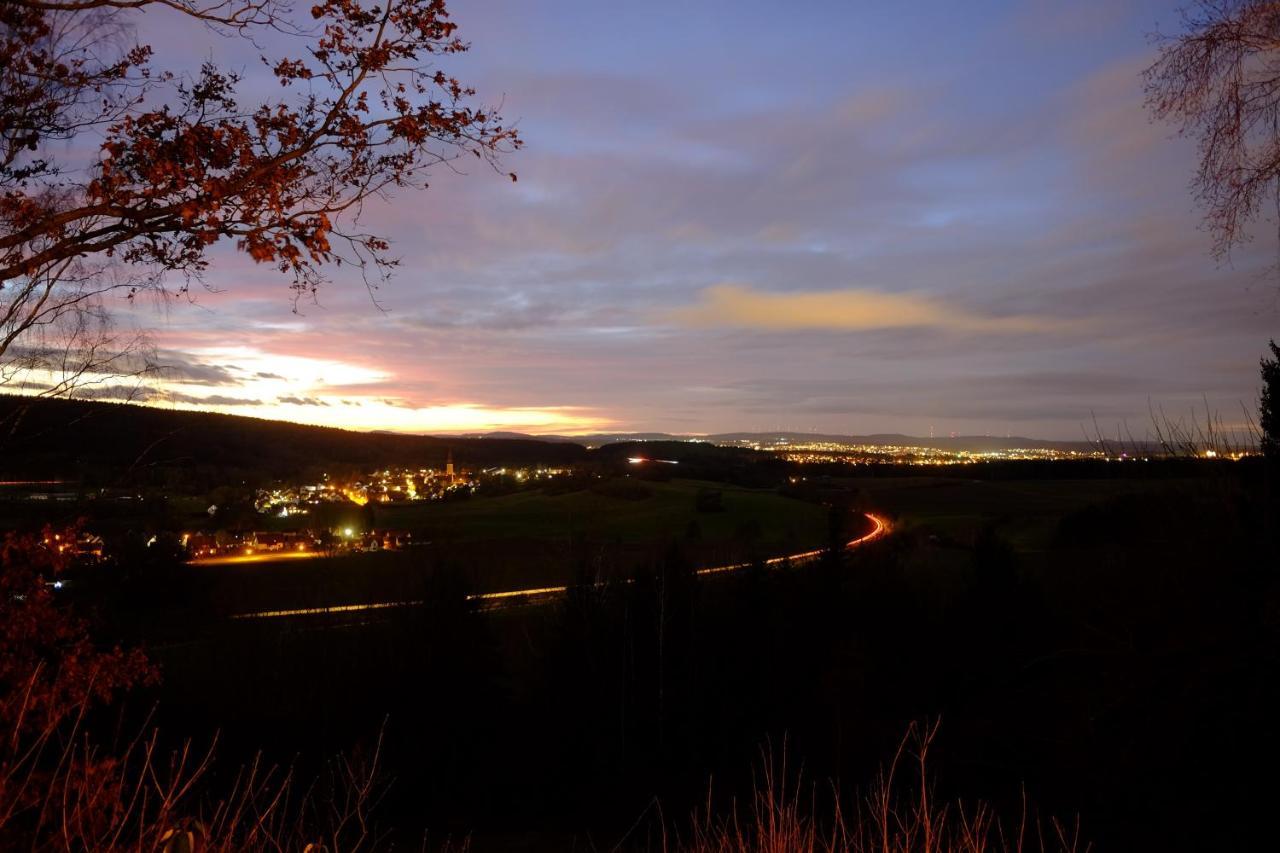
0,397,794,496
0,395,589,489
58,466,1277,851
4,393,1245,498
593,440,793,487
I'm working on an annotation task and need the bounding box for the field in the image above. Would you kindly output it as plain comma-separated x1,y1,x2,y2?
374,477,827,547
839,474,1197,550
185,473,1176,618
168,478,830,617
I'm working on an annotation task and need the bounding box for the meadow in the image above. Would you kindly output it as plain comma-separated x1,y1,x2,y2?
374,477,827,546
89,478,830,623
838,472,1203,550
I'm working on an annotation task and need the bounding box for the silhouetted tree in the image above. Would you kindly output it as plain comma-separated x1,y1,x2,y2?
695,487,724,513
623,542,698,782
1145,1,1280,259
0,527,157,843
1262,339,1280,530
1,0,518,388
823,501,851,572
1262,339,1280,465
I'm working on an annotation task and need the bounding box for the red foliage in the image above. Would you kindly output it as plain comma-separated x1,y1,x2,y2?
0,526,158,845
0,526,156,743
1,0,519,353
0,526,392,850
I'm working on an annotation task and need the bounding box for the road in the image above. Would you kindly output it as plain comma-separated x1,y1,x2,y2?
228,512,889,621
190,549,324,567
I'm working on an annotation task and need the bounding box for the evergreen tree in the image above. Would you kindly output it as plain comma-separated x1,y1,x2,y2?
1262,340,1280,465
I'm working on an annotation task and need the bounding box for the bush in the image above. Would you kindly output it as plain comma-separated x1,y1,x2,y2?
0,527,405,851
591,479,654,501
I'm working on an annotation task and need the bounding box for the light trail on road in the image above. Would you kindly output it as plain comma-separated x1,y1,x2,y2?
229,513,890,621
694,512,888,577
191,550,324,567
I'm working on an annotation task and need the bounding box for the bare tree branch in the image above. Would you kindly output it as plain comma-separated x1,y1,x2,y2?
1,0,519,394
1146,0,1280,259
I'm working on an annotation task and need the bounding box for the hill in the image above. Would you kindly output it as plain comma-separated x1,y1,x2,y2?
0,394,588,491
479,429,1112,453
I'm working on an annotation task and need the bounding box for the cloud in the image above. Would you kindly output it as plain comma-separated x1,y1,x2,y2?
99,3,1270,440
667,284,1076,335
152,351,240,386
75,386,262,406
197,394,262,406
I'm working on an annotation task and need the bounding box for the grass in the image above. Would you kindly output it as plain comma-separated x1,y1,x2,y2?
674,723,1088,853
838,476,1190,551
6,699,1083,853
374,478,827,549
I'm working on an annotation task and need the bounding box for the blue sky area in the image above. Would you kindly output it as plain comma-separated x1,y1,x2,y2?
97,0,1278,438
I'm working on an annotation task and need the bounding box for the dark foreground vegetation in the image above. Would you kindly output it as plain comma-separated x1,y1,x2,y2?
3,445,1277,850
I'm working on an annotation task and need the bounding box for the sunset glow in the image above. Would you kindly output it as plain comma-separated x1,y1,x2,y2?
7,345,611,434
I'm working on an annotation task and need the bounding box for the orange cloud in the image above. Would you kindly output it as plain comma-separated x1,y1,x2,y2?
5,345,612,435
668,283,1075,334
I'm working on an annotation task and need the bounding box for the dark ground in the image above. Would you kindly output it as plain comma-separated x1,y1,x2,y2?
51,461,1280,850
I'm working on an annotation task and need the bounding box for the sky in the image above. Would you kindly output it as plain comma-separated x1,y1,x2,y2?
43,0,1280,438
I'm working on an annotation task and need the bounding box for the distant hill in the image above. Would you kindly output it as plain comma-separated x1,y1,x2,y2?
0,394,1142,495
707,431,1112,453
0,395,588,491
473,430,681,446
479,429,1110,453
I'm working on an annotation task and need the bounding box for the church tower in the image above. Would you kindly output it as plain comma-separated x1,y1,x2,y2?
445,450,455,483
